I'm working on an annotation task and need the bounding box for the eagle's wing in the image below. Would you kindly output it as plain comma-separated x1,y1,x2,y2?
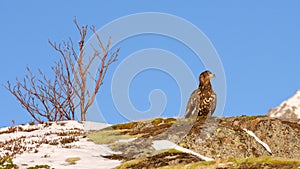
184,89,200,118
198,90,217,116
210,91,217,116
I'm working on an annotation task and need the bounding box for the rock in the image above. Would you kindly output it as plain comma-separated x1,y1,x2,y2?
182,116,300,159
89,116,300,168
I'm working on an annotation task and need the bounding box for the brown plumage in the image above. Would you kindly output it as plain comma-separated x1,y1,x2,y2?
184,70,217,118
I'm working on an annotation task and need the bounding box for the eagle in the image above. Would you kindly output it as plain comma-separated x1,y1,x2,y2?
184,70,217,118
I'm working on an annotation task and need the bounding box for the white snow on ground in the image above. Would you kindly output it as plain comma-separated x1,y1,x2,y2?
0,121,121,169
152,140,214,161
115,138,137,143
83,121,111,131
13,138,120,169
243,128,272,154
269,89,300,119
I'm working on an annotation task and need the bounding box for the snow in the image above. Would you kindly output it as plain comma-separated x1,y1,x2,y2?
116,138,137,143
243,128,272,154
13,139,120,169
269,89,300,119
83,121,111,131
0,121,121,169
152,140,214,161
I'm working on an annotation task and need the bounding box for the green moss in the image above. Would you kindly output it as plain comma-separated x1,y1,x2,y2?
158,161,216,169
152,118,164,126
112,122,138,130
164,148,181,154
87,129,133,144
65,157,80,165
150,117,177,126
115,159,145,169
164,118,176,124
229,156,300,166
240,115,266,120
155,156,300,169
220,156,300,168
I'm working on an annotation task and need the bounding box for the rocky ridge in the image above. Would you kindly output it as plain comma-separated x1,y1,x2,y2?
1,116,300,168
90,116,300,168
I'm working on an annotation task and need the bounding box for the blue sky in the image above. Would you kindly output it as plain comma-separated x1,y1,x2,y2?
1,1,300,127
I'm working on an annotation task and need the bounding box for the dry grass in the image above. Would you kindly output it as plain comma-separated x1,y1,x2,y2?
156,156,300,169
65,157,81,165
87,130,133,144
115,159,145,169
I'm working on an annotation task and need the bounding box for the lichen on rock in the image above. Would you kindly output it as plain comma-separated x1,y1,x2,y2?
88,116,300,168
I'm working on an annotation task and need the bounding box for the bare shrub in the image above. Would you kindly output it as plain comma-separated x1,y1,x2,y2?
5,18,119,123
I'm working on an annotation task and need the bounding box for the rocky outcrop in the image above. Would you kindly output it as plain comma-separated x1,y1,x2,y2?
181,116,300,159
91,116,300,168
2,117,299,168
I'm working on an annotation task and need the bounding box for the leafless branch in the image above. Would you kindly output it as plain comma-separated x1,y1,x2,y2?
5,17,119,123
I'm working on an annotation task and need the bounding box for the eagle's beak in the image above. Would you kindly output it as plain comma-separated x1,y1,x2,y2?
209,73,216,78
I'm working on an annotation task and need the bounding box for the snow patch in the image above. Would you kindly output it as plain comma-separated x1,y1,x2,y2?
243,128,272,154
152,140,214,161
83,121,110,131
13,139,120,169
115,138,137,143
0,121,120,169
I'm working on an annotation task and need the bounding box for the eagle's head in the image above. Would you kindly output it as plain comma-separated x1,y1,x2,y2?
199,70,215,86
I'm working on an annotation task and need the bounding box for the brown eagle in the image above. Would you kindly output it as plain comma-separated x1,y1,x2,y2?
184,70,216,118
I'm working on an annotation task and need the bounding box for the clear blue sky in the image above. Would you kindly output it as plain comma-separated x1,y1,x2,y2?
1,1,300,127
